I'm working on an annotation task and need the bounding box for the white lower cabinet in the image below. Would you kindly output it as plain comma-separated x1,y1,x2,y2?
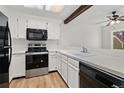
49,51,58,71
9,53,25,81
56,53,62,74
49,55,57,71
61,60,68,83
67,58,79,88
68,63,79,88
49,52,79,88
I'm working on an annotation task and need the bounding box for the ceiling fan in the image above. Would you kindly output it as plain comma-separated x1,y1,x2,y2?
98,11,124,26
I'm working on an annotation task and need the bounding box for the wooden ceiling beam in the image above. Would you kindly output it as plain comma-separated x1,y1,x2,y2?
64,5,93,24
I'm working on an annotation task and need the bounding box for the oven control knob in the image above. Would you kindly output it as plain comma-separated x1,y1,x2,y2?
41,60,43,63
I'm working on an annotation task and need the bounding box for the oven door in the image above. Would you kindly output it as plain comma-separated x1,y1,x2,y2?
42,30,47,40
26,53,48,70
27,28,44,41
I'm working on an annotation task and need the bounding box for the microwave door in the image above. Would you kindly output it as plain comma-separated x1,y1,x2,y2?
27,29,45,40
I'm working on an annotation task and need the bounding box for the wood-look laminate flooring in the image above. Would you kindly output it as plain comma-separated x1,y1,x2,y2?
10,72,68,88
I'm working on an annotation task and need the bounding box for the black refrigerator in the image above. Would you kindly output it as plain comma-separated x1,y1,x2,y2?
0,11,12,88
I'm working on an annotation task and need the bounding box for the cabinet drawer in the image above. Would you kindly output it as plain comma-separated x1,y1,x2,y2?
68,63,79,88
62,55,68,61
68,58,79,68
62,58,67,64
49,51,56,56
62,61,68,83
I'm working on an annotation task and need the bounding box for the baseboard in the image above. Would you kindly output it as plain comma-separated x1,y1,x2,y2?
56,71,69,88
12,76,25,80
49,70,58,73
9,76,25,87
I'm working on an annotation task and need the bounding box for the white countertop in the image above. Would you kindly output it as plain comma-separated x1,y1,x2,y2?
57,50,124,79
12,51,26,55
11,49,124,78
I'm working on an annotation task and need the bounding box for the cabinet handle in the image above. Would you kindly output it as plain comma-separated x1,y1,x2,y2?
36,65,39,67
41,60,43,63
68,63,79,71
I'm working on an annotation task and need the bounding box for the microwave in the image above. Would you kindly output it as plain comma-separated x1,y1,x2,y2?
26,28,47,41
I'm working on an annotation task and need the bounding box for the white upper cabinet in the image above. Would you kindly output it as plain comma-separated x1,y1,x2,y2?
9,16,60,39
48,22,60,39
27,19,47,30
41,21,48,30
8,16,18,38
18,18,28,38
9,16,27,39
27,19,41,29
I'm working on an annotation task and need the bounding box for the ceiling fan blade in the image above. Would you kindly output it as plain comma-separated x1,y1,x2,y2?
96,20,109,24
106,16,113,19
106,21,112,26
119,16,124,18
118,19,124,21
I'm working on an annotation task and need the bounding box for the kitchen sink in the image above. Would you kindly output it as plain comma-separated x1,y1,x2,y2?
67,51,95,57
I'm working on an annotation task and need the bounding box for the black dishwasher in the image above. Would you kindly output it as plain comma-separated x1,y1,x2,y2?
79,62,124,88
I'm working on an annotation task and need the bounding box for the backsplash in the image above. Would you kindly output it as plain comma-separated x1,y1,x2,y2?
62,46,124,59
12,39,27,52
12,39,60,53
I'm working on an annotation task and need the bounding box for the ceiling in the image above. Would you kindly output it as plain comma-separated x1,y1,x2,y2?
79,5,124,26
3,5,124,26
4,5,79,20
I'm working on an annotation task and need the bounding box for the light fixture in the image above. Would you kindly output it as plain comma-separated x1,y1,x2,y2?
119,32,123,35
24,5,64,13
110,21,116,25
24,5,36,8
52,5,64,13
45,5,52,11
45,5,64,13
36,5,44,10
24,5,43,10
116,20,120,24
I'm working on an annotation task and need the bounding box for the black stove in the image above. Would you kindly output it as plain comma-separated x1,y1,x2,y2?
27,47,48,53
26,45,48,78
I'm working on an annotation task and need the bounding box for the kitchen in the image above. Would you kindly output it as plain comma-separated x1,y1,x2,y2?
1,4,124,88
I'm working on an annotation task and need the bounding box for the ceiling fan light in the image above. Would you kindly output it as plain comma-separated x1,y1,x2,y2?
116,20,120,24
110,21,116,25
45,5,64,13
119,32,123,35
45,5,52,11
52,5,64,13
37,5,44,10
24,5,36,8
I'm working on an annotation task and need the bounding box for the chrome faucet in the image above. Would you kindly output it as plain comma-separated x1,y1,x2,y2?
81,46,88,53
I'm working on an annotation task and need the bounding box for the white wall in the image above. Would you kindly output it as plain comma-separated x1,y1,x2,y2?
61,15,101,49
0,11,8,26
0,6,61,52
101,22,124,49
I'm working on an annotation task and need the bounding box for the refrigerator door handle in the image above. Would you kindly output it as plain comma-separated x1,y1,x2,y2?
6,22,12,66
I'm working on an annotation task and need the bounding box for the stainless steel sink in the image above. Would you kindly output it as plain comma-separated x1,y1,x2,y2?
67,51,95,57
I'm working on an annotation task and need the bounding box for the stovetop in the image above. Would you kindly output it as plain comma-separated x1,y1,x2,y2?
26,47,48,53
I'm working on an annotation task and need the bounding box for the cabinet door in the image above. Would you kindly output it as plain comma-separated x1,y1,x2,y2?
9,54,25,81
49,56,57,71
56,53,62,74
68,63,79,88
61,60,68,83
27,19,40,29
8,16,18,38
48,22,60,39
41,21,48,30
18,18,28,38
